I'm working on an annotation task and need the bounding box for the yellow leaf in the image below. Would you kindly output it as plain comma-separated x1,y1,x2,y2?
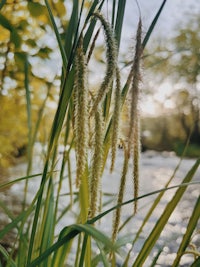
54,1,66,17
0,25,10,41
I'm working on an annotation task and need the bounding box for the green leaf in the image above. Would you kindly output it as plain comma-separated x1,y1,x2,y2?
44,0,68,69
64,0,79,62
14,52,26,71
0,13,13,31
191,257,200,267
0,0,6,10
114,0,127,49
28,2,47,17
132,158,200,267
10,30,21,48
0,244,16,267
87,181,200,225
0,173,43,190
38,180,55,266
0,14,21,48
83,0,105,53
172,195,200,267
142,0,167,49
29,224,116,267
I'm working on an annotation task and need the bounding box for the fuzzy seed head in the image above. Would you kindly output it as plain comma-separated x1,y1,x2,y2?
74,36,89,187
91,12,117,114
89,109,104,218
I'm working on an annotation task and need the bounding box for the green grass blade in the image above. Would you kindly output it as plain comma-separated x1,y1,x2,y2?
31,86,50,151
111,0,116,27
0,173,43,190
44,0,68,69
0,13,14,31
0,194,36,243
0,179,48,242
24,55,32,145
0,211,26,241
132,158,200,267
78,234,89,267
38,180,55,266
51,228,74,267
122,153,188,264
149,248,163,267
0,244,16,267
87,181,200,225
191,256,200,267
29,224,116,267
0,199,17,222
0,0,6,10
24,55,33,206
26,161,49,266
114,0,126,49
172,195,200,267
48,68,74,154
83,0,105,52
64,0,79,63
142,0,167,49
92,240,111,267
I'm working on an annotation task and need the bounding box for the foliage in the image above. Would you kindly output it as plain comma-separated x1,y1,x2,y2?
144,13,200,147
0,1,200,267
174,142,200,158
0,92,27,168
0,0,60,170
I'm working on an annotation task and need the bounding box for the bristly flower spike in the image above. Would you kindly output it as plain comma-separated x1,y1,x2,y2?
110,66,121,172
90,12,117,114
89,108,104,218
73,35,89,187
127,17,142,213
112,141,129,243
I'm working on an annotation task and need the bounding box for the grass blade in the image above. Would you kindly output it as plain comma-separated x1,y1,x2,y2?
87,181,200,225
44,0,68,69
64,0,79,63
29,224,116,267
132,158,200,266
142,0,167,49
24,55,33,206
122,149,189,264
191,256,200,267
0,0,6,10
26,161,49,266
172,195,200,267
83,0,105,52
114,0,127,49
0,244,16,267
38,180,55,266
0,173,43,190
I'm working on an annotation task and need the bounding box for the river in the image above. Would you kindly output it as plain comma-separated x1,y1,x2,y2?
1,149,200,266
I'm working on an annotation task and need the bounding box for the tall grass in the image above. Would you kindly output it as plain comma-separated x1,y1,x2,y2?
0,0,200,266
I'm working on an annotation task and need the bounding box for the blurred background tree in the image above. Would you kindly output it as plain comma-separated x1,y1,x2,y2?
0,0,68,172
142,13,200,155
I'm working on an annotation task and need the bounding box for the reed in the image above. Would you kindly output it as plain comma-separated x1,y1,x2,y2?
0,1,200,266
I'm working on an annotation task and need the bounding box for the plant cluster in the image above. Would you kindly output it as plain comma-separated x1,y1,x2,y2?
0,1,200,266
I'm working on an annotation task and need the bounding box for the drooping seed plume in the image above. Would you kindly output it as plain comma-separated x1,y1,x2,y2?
110,66,121,172
90,12,117,114
74,36,89,187
112,142,129,242
127,18,142,213
89,108,104,218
